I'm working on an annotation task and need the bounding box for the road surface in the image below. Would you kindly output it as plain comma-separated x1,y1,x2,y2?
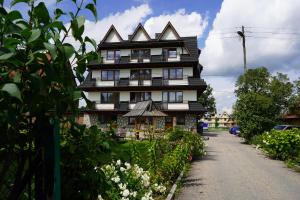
177,131,300,200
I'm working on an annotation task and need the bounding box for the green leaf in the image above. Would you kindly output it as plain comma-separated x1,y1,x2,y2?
6,10,22,21
33,2,50,24
10,0,29,6
71,16,85,41
0,52,14,60
1,83,22,101
76,16,85,28
85,3,97,21
13,71,21,83
84,36,97,50
54,8,65,19
43,42,57,60
62,44,75,60
73,91,82,101
47,21,67,33
28,29,41,43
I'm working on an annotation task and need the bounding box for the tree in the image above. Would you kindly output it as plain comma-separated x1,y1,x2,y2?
288,78,300,115
0,0,99,199
198,84,216,115
234,67,293,142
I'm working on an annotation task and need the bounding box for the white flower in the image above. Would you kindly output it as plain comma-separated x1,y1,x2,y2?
97,194,103,200
116,160,121,166
122,189,130,197
120,167,125,172
118,183,127,190
131,191,137,197
125,162,131,170
111,176,120,183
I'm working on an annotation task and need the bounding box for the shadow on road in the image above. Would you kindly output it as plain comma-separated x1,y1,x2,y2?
202,132,219,137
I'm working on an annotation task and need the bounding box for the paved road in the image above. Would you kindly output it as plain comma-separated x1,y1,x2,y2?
177,131,300,200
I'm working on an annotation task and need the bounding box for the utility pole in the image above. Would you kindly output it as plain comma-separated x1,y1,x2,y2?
237,26,247,72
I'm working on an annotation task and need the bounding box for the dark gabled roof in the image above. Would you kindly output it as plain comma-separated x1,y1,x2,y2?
129,23,151,41
100,25,123,44
123,100,167,117
158,21,181,40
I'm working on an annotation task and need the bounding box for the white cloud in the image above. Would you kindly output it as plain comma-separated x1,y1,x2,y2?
85,4,152,43
201,0,300,76
200,0,300,115
144,9,208,38
205,76,236,114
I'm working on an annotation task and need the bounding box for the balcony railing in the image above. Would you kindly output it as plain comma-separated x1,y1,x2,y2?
92,77,205,87
92,54,194,65
90,101,205,112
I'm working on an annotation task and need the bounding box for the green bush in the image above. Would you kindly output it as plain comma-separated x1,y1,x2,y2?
261,129,300,162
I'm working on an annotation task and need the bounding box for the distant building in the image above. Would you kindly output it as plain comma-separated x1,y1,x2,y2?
202,111,236,128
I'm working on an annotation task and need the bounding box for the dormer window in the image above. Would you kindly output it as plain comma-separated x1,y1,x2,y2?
107,50,120,60
168,48,177,58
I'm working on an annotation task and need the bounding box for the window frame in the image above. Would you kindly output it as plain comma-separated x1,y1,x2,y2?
163,68,183,80
130,92,152,103
168,48,177,58
131,49,150,60
101,92,113,103
130,69,152,80
101,70,120,81
162,91,183,103
106,50,120,60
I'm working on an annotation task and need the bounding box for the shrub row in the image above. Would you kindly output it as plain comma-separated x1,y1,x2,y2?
260,129,300,165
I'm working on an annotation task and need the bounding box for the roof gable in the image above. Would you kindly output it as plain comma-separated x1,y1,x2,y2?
130,23,151,41
101,25,123,43
158,22,181,40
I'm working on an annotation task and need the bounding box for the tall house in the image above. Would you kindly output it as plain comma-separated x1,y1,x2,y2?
79,22,207,131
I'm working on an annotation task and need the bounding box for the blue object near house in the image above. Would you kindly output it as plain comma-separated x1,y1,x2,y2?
229,126,240,135
202,122,209,130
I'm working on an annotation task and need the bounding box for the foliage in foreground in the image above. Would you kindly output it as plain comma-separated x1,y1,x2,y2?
99,160,166,200
59,126,205,199
0,0,99,198
260,129,300,165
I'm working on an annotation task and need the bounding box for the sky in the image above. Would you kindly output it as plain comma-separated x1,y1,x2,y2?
5,0,300,114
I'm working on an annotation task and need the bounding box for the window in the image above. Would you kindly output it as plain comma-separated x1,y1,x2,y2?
130,92,151,103
163,48,177,59
106,50,120,60
130,69,151,80
131,49,150,59
168,48,177,58
101,70,119,81
101,92,113,103
163,68,183,80
101,92,119,103
176,116,185,125
162,91,183,103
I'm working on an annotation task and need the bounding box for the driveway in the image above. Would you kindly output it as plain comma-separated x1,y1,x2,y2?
177,131,300,200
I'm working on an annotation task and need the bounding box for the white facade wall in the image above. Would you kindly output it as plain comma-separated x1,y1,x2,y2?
120,69,130,78
120,91,129,101
183,90,197,102
105,31,121,42
161,28,177,40
152,91,162,101
88,92,100,102
132,31,149,41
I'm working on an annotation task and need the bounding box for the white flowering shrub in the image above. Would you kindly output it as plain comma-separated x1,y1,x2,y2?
98,160,166,200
